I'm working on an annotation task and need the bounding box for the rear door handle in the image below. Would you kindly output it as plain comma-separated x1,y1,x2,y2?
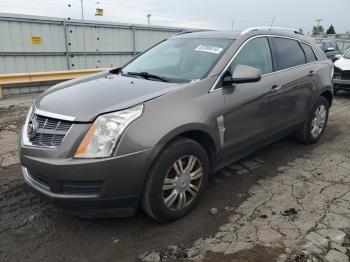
270,85,282,93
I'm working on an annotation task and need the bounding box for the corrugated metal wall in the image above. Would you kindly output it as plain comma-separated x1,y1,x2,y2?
0,13,185,74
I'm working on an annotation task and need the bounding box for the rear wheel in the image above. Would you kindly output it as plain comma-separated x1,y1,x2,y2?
142,138,209,222
295,96,329,144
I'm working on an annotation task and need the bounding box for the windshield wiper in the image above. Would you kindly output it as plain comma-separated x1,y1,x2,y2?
126,71,169,82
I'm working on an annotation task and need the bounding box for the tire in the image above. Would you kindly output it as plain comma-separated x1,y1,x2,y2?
295,96,329,144
334,90,338,96
142,137,209,222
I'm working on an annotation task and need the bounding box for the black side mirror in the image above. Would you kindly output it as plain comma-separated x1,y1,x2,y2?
222,75,234,86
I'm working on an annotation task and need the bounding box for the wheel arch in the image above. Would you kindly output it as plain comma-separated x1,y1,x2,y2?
320,89,333,107
155,124,220,172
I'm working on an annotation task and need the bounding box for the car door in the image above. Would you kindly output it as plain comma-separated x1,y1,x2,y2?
219,36,282,155
270,37,316,126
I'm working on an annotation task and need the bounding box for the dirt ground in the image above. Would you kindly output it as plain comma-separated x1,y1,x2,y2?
0,93,349,262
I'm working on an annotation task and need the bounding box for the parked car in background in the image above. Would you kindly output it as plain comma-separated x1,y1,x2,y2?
340,44,350,54
317,40,341,61
334,48,350,94
20,27,333,222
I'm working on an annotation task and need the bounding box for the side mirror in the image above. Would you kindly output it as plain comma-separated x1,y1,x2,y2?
325,47,335,52
334,54,342,60
224,65,261,86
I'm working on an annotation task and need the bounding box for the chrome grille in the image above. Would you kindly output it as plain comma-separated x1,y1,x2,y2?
36,115,72,132
28,114,73,148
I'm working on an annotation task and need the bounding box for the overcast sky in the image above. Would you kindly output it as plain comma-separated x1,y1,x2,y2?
1,0,349,34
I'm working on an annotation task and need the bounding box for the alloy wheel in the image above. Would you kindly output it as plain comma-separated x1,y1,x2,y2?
310,104,327,138
162,155,203,211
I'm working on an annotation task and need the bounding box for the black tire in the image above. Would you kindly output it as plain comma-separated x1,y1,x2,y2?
295,96,329,144
142,137,209,222
334,89,338,96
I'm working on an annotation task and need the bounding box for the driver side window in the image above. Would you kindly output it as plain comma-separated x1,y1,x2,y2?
230,37,273,75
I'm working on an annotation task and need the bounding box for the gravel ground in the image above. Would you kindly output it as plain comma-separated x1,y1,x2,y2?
0,93,349,262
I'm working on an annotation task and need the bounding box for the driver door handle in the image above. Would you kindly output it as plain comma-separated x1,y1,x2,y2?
270,85,282,93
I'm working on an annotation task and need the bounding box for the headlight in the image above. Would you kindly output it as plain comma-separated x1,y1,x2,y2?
22,105,34,146
75,104,143,158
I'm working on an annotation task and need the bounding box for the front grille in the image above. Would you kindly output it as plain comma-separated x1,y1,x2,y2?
342,70,350,80
334,68,350,80
28,114,73,148
36,115,72,132
27,169,103,195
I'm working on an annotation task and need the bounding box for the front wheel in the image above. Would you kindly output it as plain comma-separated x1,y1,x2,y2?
142,138,209,222
295,96,329,144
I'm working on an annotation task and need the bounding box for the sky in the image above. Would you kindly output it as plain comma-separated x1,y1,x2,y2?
0,0,349,34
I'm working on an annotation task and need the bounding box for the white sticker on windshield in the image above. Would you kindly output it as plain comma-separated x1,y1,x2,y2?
195,45,223,54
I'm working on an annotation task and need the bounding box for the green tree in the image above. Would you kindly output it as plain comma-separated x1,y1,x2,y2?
326,24,336,34
312,25,324,35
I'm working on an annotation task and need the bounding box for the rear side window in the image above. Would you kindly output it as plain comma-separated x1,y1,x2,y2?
230,37,273,75
301,43,317,63
273,37,306,70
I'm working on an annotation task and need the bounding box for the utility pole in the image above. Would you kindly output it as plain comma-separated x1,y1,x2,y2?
315,19,323,35
231,19,234,30
147,14,151,25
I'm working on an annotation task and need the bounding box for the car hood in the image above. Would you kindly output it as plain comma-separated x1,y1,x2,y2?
334,57,350,71
35,71,185,122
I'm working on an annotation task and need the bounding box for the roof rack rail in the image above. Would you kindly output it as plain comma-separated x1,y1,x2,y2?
241,27,304,35
175,29,212,36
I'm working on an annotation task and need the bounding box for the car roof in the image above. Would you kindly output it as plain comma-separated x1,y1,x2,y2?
172,28,313,44
173,30,240,40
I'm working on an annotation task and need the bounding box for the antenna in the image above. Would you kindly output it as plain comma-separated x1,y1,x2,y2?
270,17,276,28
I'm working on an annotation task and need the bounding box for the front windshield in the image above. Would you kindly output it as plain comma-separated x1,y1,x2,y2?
344,49,350,59
122,38,233,83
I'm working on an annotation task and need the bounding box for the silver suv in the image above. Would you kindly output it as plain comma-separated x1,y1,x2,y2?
20,27,334,222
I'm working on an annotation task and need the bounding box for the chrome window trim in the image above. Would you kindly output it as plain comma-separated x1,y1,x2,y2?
209,34,319,93
35,108,76,121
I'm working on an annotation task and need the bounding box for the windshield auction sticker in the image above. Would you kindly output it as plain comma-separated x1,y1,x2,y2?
195,45,223,54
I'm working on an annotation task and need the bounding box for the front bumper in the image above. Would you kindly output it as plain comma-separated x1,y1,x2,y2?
20,146,160,217
333,79,350,90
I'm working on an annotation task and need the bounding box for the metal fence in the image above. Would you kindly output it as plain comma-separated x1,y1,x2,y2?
0,13,186,74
